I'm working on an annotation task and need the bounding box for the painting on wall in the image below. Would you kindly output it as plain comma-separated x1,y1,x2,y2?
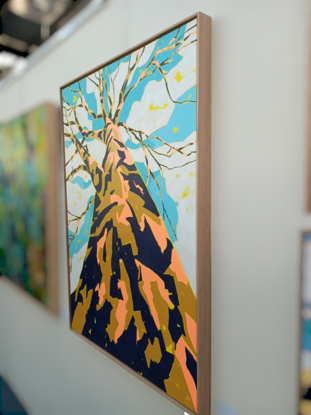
300,232,311,414
0,104,58,313
61,12,211,414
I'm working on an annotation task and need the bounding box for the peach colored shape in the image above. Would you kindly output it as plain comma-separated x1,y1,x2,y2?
138,214,168,253
95,282,106,305
175,336,197,412
110,195,132,226
185,312,197,352
135,260,174,330
115,279,129,343
133,180,144,196
89,156,104,173
96,228,107,265
170,249,188,284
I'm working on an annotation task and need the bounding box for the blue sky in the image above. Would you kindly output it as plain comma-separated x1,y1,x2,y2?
63,20,197,257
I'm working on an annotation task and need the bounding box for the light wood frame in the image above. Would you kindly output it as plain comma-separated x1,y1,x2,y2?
60,12,211,414
45,103,59,314
0,103,59,314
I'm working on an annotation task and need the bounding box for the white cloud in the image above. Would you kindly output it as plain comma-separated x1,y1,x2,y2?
301,350,311,370
165,21,197,102
126,79,174,135
86,74,101,115
66,180,94,218
70,242,88,293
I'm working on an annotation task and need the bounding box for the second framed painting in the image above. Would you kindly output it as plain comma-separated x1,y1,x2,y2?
60,12,211,415
300,232,311,415
0,104,58,313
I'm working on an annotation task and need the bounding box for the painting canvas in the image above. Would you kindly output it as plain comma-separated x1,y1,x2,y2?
300,233,311,414
0,105,58,312
61,13,211,414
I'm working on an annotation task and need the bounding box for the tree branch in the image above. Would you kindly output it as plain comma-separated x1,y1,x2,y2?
66,164,89,181
155,64,196,105
123,29,197,102
119,122,196,157
68,197,95,247
63,96,103,121
64,112,106,195
98,71,110,121
148,168,177,241
113,48,145,123
63,100,106,143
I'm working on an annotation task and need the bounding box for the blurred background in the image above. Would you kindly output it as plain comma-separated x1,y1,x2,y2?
0,0,310,415
0,0,93,79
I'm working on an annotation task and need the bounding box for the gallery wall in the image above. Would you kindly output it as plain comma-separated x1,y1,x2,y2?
0,0,309,414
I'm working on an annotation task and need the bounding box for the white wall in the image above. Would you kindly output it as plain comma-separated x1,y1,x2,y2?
0,0,309,414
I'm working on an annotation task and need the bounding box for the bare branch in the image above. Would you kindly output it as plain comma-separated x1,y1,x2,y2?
119,122,196,157
113,48,146,122
65,149,78,166
155,64,196,105
66,164,89,181
102,68,113,108
95,74,109,122
158,160,196,171
176,23,197,43
63,97,103,121
108,66,115,99
63,98,106,144
63,112,106,194
119,121,193,241
68,197,95,246
87,76,99,88
68,197,94,224
123,30,197,102
148,168,177,241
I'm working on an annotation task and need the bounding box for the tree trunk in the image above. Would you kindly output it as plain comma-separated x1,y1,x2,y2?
71,122,197,412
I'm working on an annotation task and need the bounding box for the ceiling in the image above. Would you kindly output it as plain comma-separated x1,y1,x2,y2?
0,0,90,78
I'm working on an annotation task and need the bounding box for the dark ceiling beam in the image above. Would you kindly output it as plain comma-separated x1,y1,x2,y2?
0,0,8,32
0,43,28,57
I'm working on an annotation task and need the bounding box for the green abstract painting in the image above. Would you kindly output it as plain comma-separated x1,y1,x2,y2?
0,106,49,305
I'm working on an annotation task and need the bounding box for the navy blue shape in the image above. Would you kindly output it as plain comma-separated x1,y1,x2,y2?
185,348,197,387
0,377,28,415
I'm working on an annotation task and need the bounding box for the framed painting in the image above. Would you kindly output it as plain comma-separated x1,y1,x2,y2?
0,104,58,313
308,39,311,212
300,232,311,414
60,12,211,414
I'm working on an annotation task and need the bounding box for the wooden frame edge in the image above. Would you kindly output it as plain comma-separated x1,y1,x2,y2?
60,12,212,414
60,88,73,328
197,12,212,415
45,103,59,314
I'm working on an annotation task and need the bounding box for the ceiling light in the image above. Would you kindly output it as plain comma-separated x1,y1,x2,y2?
8,0,29,16
0,52,18,68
